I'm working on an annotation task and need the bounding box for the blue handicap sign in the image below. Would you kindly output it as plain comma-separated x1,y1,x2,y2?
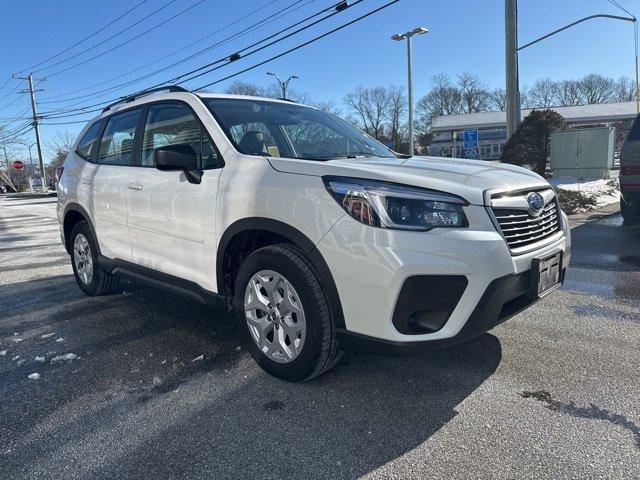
463,129,478,150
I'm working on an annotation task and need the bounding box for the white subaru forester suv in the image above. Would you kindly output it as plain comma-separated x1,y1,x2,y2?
57,86,571,381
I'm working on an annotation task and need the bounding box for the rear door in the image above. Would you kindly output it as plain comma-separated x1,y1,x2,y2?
125,101,223,291
91,108,143,262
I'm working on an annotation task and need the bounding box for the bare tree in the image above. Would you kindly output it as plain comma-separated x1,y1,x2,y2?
554,79,583,106
488,88,506,110
614,76,635,102
415,74,462,121
45,130,75,156
387,86,407,149
311,100,342,115
528,78,559,108
578,73,616,104
344,86,392,140
225,80,265,96
457,72,490,113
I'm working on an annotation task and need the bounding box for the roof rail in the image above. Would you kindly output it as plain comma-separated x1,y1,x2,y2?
102,85,189,112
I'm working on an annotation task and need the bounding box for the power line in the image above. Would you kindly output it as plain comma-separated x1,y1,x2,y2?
164,0,364,87
39,0,284,103
195,0,401,90
605,0,635,19
38,0,401,123
18,0,149,74
0,77,12,91
44,0,207,78
42,118,96,126
0,122,33,142
0,92,27,112
40,0,356,118
0,81,23,105
38,0,308,107
30,0,178,75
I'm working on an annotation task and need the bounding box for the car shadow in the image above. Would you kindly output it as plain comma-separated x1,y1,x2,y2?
1,277,502,479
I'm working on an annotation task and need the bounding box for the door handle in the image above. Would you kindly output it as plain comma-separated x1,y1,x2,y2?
81,178,92,185
127,183,143,191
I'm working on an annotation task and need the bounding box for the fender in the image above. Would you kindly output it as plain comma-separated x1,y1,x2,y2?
62,202,98,255
217,217,346,329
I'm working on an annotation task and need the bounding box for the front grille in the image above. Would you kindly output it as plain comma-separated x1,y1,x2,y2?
492,198,560,251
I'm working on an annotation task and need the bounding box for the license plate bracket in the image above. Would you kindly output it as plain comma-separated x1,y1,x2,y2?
529,251,562,298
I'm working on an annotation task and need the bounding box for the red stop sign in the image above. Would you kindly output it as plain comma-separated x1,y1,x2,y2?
12,160,24,170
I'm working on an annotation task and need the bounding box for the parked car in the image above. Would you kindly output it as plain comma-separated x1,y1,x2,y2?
56,86,571,381
619,114,640,223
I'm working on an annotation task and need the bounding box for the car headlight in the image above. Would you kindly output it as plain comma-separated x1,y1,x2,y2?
323,176,468,230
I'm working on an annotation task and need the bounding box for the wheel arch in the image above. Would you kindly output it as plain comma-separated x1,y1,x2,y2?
217,218,345,329
62,202,97,255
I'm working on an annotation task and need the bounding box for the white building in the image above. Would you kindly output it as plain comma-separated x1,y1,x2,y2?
429,101,638,160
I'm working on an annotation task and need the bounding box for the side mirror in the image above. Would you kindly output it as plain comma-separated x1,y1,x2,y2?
153,144,202,184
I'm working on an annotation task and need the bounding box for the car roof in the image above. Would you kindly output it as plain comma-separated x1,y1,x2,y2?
84,90,315,132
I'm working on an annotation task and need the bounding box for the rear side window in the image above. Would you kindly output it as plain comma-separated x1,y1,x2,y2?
97,109,142,166
142,103,219,169
75,121,103,161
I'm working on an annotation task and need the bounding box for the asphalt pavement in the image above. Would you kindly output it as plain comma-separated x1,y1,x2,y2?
0,195,638,479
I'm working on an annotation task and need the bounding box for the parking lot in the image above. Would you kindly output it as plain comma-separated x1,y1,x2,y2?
0,195,639,479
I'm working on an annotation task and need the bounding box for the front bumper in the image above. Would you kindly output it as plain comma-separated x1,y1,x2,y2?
337,267,565,354
316,205,571,350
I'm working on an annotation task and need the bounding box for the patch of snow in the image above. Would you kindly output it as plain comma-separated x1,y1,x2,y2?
54,337,65,343
27,373,40,380
40,333,56,339
235,346,241,351
50,353,78,363
552,178,620,212
35,356,46,363
191,355,204,363
0,350,6,356
11,356,20,362
16,359,25,366
13,338,23,343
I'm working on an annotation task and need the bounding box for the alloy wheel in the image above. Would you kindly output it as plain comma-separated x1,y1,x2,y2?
73,233,93,285
244,270,306,363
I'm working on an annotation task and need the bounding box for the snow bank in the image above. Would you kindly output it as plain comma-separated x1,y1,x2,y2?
549,178,620,214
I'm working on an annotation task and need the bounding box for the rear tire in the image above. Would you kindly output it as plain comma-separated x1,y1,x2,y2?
70,221,119,296
233,244,342,381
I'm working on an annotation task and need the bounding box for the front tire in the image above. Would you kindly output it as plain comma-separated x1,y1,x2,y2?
233,244,342,381
70,221,119,296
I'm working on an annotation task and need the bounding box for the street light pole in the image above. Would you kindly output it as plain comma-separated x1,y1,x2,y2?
392,26,428,156
508,10,639,137
266,72,299,100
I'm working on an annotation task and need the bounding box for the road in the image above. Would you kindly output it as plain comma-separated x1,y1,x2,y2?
0,196,639,480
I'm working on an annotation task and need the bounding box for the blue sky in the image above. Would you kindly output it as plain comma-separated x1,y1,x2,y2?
0,0,638,158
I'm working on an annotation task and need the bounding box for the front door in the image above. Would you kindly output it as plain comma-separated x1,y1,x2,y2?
125,101,223,291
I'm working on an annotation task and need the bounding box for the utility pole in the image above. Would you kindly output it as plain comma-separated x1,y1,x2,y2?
505,0,520,141
266,72,299,100
15,74,46,190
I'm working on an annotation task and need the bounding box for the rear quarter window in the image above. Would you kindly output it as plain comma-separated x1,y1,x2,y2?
75,121,103,161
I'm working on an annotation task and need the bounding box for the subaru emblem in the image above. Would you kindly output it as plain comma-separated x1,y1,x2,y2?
526,192,545,212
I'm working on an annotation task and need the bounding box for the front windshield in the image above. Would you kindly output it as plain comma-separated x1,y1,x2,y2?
204,98,396,160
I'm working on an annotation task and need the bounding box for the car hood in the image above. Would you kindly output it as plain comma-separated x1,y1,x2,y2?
267,155,549,206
